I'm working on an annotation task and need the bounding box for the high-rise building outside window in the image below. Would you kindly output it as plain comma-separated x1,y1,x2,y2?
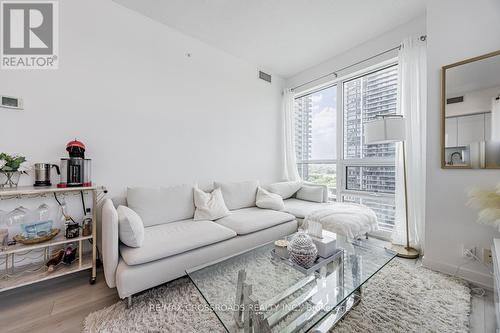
295,85,337,200
294,63,398,235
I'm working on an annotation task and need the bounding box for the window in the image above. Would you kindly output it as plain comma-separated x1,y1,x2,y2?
294,63,398,236
342,195,396,232
345,166,396,194
295,85,337,200
342,65,398,233
343,65,398,159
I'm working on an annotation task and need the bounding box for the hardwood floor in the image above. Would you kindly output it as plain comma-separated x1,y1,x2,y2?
0,269,119,333
0,259,496,332
470,288,496,333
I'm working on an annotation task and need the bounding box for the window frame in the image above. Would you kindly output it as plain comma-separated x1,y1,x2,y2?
294,58,398,240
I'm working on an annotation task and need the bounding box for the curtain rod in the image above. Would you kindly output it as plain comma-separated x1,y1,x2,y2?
291,35,427,92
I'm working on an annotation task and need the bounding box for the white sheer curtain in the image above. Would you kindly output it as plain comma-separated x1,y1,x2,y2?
282,89,301,181
393,37,427,251
492,98,500,141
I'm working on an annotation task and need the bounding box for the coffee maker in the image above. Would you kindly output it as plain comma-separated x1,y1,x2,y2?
57,140,92,188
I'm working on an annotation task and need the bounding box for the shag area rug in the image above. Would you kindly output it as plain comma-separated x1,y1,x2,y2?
84,261,471,333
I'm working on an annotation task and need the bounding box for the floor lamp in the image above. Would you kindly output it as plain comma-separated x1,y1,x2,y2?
364,115,419,259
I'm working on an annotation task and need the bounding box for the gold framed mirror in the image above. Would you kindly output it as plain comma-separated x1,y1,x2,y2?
441,50,500,169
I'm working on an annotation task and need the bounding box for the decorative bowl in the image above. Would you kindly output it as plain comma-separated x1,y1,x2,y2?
287,231,318,268
14,228,60,245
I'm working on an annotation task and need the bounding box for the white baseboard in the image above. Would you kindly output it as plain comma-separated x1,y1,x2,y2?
422,257,494,290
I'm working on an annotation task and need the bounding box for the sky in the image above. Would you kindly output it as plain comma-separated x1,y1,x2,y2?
310,86,337,160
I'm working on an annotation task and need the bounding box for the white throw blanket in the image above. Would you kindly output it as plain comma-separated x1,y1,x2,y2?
303,203,378,239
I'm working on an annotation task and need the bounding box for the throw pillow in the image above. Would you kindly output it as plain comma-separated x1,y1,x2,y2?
256,186,285,211
193,187,230,221
117,205,145,248
267,181,303,199
296,185,324,203
213,180,259,210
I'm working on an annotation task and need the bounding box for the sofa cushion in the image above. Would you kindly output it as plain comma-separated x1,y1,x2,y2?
214,180,259,210
120,219,236,265
267,181,303,199
127,184,195,227
216,207,295,235
283,198,331,219
295,185,325,203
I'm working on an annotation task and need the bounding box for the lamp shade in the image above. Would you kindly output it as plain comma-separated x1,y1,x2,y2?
364,116,406,144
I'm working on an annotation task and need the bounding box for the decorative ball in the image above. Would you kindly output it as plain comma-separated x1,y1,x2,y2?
287,231,318,268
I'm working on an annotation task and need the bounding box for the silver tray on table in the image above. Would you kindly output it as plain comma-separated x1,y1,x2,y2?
270,248,342,275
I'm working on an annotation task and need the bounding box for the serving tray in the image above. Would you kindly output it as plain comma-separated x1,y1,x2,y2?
271,248,342,275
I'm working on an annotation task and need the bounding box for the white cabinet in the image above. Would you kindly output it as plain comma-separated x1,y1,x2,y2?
457,113,486,146
493,239,500,331
445,117,458,147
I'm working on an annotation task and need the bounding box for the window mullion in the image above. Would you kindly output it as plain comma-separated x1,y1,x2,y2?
343,159,394,166
337,83,343,201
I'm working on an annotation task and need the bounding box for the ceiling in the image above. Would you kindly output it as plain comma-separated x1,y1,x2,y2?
114,0,426,78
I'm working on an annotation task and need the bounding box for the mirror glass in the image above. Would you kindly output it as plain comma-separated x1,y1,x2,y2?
443,51,500,168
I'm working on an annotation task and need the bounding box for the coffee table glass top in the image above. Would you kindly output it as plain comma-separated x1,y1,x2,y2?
186,235,396,333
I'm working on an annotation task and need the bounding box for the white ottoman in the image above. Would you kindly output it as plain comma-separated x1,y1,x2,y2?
303,203,378,239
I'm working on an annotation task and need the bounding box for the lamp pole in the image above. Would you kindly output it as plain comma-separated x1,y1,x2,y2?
388,139,419,259
365,114,419,258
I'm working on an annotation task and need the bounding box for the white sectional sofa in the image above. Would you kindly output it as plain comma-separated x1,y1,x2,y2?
101,180,328,304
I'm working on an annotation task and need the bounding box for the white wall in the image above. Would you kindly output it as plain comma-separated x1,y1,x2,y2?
286,16,426,92
446,86,500,117
0,0,285,198
424,0,500,288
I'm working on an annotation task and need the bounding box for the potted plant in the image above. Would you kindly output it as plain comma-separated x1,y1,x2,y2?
0,153,31,188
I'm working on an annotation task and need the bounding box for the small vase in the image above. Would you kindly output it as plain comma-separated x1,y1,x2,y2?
1,171,21,188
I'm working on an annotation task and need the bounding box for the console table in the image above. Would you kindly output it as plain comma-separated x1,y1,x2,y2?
0,185,106,292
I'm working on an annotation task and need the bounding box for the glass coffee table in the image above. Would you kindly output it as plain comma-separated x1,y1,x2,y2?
187,234,396,333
